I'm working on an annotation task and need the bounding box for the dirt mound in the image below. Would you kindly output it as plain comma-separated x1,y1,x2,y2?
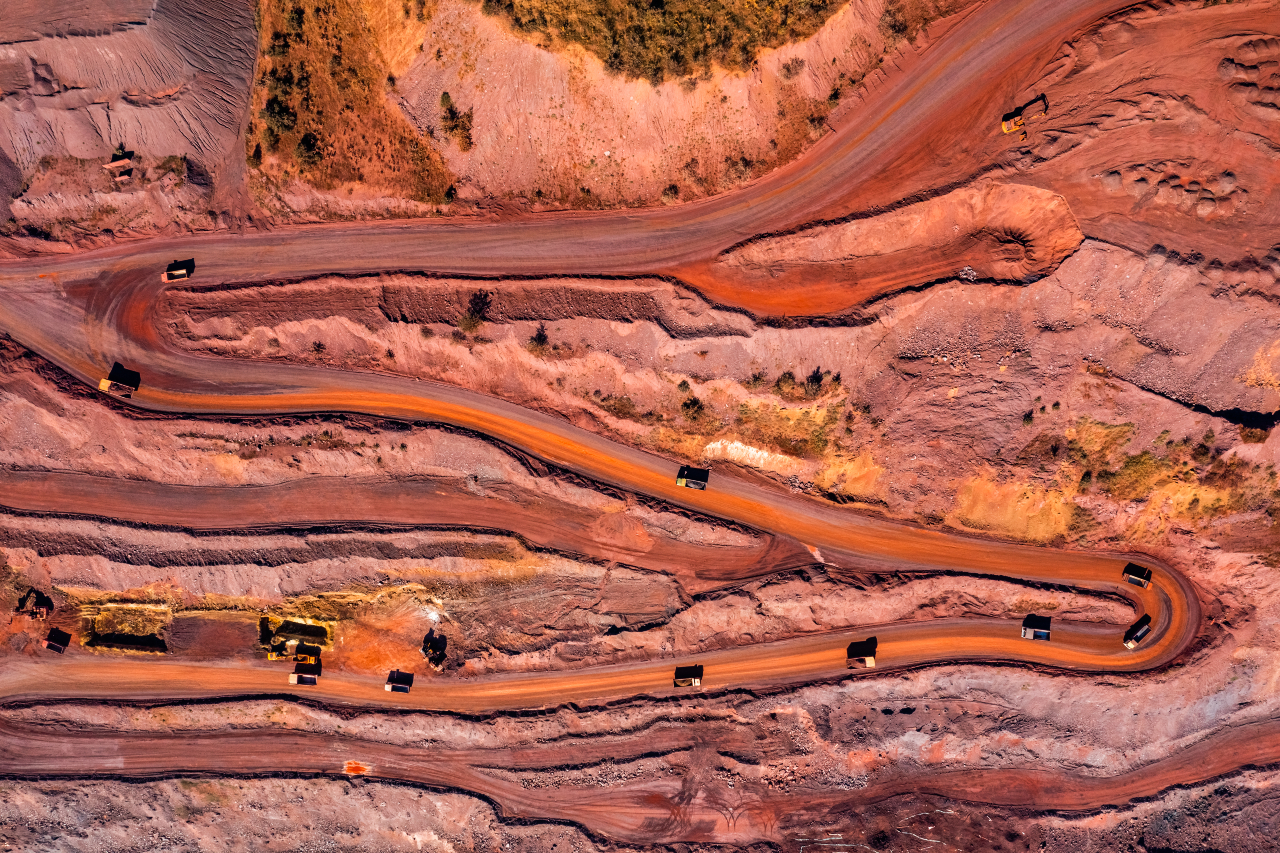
682,182,1083,315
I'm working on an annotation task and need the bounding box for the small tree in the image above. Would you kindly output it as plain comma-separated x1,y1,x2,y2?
805,366,824,397
457,290,491,332
530,323,549,348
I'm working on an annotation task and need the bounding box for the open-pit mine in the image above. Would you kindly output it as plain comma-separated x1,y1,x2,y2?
2,0,1279,850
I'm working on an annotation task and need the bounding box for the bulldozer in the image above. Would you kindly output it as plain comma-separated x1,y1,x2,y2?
1000,94,1048,141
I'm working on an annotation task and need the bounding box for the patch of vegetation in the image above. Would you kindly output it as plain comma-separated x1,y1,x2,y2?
734,402,841,458
1020,417,1277,523
598,394,661,424
763,367,840,402
479,0,846,84
879,0,962,46
681,395,706,419
247,0,451,200
440,92,474,151
457,290,492,332
1241,426,1271,444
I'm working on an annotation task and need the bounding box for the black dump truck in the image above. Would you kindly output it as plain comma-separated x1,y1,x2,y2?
98,362,141,399
673,664,704,687
1021,614,1052,641
675,466,710,490
162,258,195,283
385,669,415,693
1123,614,1153,649
44,627,71,654
290,660,322,686
1122,563,1153,589
845,637,878,669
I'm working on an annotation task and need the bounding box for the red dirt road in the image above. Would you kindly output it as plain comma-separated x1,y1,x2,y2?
4,710,1280,845
0,469,814,591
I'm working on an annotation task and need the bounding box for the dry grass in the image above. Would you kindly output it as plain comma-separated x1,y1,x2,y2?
247,0,451,200
951,475,1075,543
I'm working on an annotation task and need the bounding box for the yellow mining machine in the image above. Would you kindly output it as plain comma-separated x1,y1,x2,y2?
1001,94,1048,141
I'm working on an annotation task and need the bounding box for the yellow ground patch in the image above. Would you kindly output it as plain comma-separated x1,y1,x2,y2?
950,474,1073,542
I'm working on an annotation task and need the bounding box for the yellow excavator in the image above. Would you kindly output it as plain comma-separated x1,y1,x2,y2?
1001,94,1048,141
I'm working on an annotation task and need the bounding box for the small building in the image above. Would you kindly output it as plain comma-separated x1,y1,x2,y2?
1021,614,1051,641
162,258,195,283
846,637,878,669
673,664,704,687
1122,564,1153,589
112,168,133,183
1123,614,1153,649
675,466,710,490
289,660,322,685
44,627,71,653
98,362,140,398
385,669,414,693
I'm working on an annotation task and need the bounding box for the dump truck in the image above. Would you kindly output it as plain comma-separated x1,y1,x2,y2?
673,664,704,687
1122,564,1153,589
98,362,140,399
385,669,415,693
675,466,710,490
1123,614,1153,649
44,627,71,654
845,637,878,669
162,259,195,283
1021,614,1051,641
289,661,321,685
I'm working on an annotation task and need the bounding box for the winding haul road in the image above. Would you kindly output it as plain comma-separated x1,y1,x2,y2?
0,0,1231,836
